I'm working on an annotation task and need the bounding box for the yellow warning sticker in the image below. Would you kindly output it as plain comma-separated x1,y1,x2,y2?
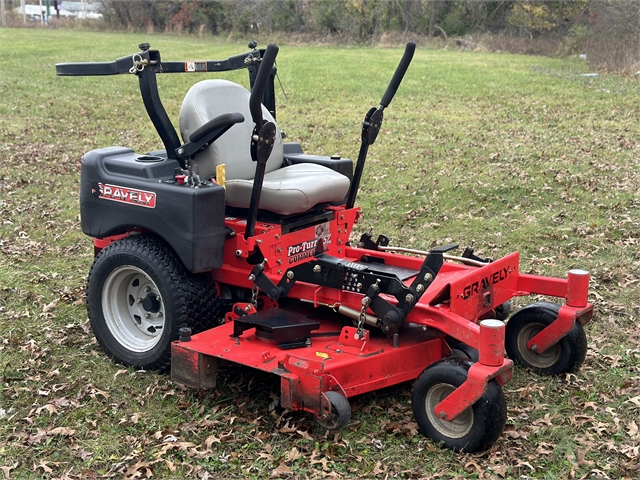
315,352,329,359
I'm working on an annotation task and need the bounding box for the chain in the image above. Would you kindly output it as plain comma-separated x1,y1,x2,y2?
355,296,370,340
250,285,259,308
355,279,380,340
244,53,261,66
129,54,149,74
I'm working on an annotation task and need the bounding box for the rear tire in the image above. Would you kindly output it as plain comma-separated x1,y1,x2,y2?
86,234,218,372
505,302,587,374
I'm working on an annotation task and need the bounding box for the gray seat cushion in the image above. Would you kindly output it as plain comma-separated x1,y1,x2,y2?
179,79,350,216
226,163,350,216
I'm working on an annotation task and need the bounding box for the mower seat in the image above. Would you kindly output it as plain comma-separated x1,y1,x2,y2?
179,79,350,216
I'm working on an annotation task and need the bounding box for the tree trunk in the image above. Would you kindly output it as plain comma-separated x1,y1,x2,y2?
428,0,438,37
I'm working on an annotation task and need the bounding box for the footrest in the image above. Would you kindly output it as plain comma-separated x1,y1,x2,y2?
232,308,320,349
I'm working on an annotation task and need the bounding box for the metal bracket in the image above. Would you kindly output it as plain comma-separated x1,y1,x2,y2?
248,263,296,300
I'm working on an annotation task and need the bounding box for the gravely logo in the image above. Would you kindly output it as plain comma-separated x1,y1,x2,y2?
95,182,156,208
461,266,511,300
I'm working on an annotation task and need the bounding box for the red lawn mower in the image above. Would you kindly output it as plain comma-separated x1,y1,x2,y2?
57,42,593,452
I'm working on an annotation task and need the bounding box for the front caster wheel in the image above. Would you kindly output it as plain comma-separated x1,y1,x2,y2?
317,391,351,430
86,234,218,372
449,341,479,362
411,358,506,452
505,302,587,375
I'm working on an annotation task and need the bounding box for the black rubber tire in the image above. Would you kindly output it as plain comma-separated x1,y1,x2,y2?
411,357,507,453
86,234,219,372
317,391,351,430
494,301,511,321
505,302,587,375
450,342,479,363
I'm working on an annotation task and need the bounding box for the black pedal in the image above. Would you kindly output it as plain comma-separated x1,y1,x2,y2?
232,308,320,349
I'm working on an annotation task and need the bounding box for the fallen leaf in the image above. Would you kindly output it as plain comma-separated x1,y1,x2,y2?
286,447,301,462
1,462,19,479
296,430,313,441
270,461,291,478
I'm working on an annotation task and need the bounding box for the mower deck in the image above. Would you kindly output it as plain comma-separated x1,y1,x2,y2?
173,305,450,415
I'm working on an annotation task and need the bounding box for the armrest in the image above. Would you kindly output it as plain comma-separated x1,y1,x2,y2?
177,113,244,159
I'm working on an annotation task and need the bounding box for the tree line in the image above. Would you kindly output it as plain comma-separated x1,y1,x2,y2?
5,0,637,71
99,0,594,40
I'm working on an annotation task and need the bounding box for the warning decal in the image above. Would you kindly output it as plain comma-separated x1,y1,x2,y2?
185,62,207,72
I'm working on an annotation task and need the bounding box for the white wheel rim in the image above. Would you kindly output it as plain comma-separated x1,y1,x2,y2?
517,322,561,368
426,383,474,438
102,265,166,353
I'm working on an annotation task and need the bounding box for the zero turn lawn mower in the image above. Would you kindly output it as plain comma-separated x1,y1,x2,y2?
56,41,593,452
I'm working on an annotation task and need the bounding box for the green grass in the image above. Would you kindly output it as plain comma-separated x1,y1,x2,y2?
1,27,639,479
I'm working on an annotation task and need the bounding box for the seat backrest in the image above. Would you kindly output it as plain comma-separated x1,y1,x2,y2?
179,79,283,181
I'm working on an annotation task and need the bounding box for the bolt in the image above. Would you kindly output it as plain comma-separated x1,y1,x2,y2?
277,269,282,274
136,297,142,304
156,295,161,302
286,271,294,280
277,247,282,253
439,411,446,419
235,250,243,257
256,239,262,244
144,313,150,319
424,273,433,282
144,286,150,293
178,148,184,155
416,284,425,294
248,274,256,282
405,294,415,304
157,312,163,317
275,234,280,239
531,344,538,353
313,265,322,273
277,259,282,265
356,283,363,290
179,327,192,342
245,304,253,312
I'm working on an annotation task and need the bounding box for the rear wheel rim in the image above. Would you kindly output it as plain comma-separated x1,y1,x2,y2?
425,383,474,438
102,265,166,353
517,322,561,368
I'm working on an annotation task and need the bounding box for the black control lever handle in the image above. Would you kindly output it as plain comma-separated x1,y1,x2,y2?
249,44,279,129
380,41,415,108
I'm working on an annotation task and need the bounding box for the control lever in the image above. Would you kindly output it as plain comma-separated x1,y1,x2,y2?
346,42,415,210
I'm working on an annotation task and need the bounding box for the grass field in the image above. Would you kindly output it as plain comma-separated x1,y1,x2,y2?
1,27,639,479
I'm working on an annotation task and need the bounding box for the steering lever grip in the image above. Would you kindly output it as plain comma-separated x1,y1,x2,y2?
380,41,416,108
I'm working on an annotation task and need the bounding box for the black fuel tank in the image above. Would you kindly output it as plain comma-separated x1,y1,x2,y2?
80,147,226,273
